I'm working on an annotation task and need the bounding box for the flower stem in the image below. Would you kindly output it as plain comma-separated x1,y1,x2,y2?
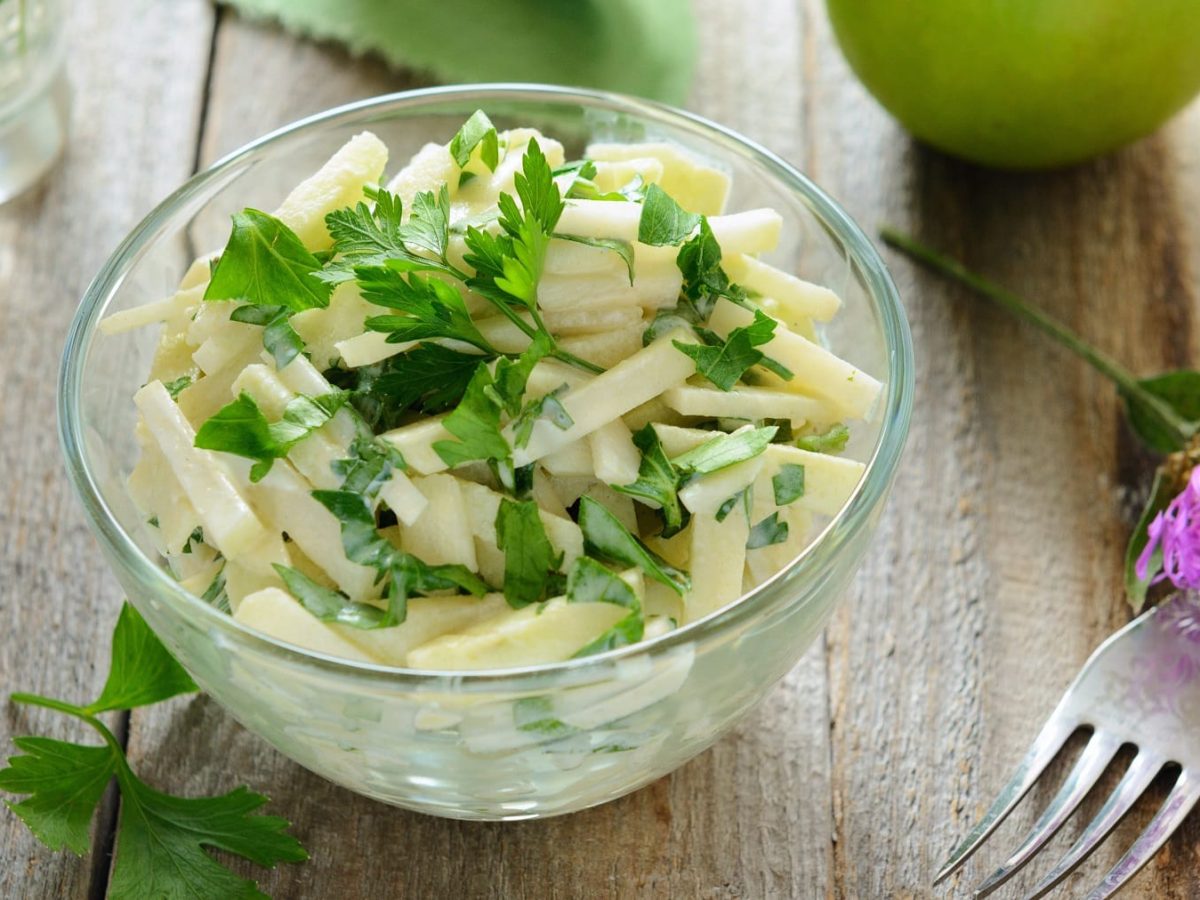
880,227,1195,447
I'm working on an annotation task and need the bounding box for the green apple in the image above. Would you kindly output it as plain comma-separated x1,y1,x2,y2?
826,0,1200,169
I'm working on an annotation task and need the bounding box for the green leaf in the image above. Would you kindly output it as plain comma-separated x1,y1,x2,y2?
312,489,487,627
162,375,194,400
612,425,687,537
513,696,577,738
673,310,780,391
358,266,495,353
0,737,116,854
496,499,563,608
205,209,332,312
89,603,198,714
772,464,806,506
578,496,690,595
368,343,486,415
1123,372,1200,454
1125,468,1174,611
273,565,387,630
108,773,307,900
552,233,635,284
230,304,306,370
323,190,454,280
572,611,645,658
195,391,348,482
796,423,849,454
747,512,789,549
676,217,742,306
512,384,574,450
434,335,551,479
330,437,407,503
449,110,499,171
637,184,700,246
671,425,777,476
200,565,230,614
403,186,452,262
566,557,640,609
715,487,751,523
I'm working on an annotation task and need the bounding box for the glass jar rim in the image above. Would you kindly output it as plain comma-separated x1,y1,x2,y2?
58,83,914,686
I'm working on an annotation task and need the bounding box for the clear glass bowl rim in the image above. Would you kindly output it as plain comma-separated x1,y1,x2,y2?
58,83,914,687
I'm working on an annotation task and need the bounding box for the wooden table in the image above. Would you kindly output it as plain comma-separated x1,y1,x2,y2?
3,2,1199,896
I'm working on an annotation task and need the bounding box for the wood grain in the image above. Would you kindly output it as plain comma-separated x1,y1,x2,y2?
0,1,215,898
806,1,1200,896
4,0,1200,896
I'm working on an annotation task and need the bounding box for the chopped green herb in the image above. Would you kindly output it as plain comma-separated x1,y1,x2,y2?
181,527,204,554
496,499,564,608
449,110,500,171
330,437,406,504
312,489,487,626
323,189,457,280
796,423,850,454
566,557,640,609
612,424,688,537
638,184,701,246
195,390,348,481
572,611,645,658
0,604,306,895
274,565,388,629
358,267,496,353
199,564,230,614
162,374,194,400
747,512,789,549
671,425,777,476
552,233,635,284
512,384,574,450
715,487,751,523
772,464,806,506
513,696,577,738
229,303,307,369
402,185,453,266
578,496,690,595
205,209,332,312
674,310,787,390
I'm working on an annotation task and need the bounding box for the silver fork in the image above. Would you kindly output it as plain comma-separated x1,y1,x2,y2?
936,592,1200,898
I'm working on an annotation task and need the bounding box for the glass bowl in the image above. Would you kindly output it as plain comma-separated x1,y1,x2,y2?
59,85,913,820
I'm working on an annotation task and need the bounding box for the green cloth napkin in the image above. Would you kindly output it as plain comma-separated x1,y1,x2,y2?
217,0,696,105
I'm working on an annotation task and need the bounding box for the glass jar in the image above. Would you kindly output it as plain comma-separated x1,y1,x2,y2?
0,0,68,202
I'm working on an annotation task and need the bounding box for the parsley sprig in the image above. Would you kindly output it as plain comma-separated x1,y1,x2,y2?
0,604,306,898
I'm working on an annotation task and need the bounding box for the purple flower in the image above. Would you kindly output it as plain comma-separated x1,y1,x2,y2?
1137,467,1200,590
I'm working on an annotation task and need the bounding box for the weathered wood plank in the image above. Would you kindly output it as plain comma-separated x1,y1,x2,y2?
120,3,838,898
0,2,215,898
807,1,1200,895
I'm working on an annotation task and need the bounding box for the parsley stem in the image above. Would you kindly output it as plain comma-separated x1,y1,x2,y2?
10,693,127,758
551,347,604,375
880,227,1195,448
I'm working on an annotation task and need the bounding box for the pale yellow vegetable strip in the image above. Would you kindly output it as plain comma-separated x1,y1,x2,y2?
232,456,380,601
380,415,452,475
686,511,750,621
234,588,379,663
133,381,273,563
652,423,866,517
192,325,260,375
334,331,415,368
584,141,730,215
458,480,584,570
588,418,641,486
99,284,204,336
273,131,388,252
385,141,457,207
272,354,358,446
555,201,781,258
662,383,829,426
338,594,511,667
406,597,627,670
223,559,289,611
512,330,697,466
399,474,478,571
677,455,766,515
127,430,200,555
289,282,379,371
582,482,640,534
708,298,881,420
541,439,594,477
589,157,665,193
726,254,842,322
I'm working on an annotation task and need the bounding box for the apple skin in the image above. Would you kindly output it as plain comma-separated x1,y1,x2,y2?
826,0,1200,169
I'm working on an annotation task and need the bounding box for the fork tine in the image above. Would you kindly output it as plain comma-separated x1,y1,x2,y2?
1084,770,1200,900
1022,750,1166,900
972,730,1123,897
934,713,1078,885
